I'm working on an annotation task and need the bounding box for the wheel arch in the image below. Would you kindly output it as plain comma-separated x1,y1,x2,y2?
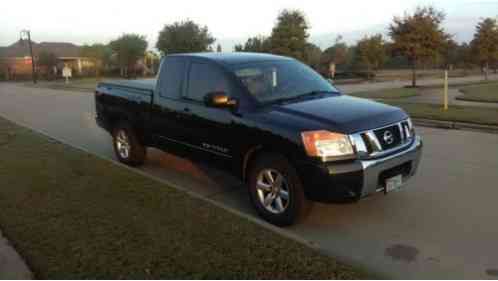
108,111,146,144
241,143,301,182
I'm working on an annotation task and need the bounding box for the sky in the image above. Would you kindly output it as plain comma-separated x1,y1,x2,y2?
1,0,497,51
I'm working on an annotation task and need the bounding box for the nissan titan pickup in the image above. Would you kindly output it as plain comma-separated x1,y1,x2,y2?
95,53,423,226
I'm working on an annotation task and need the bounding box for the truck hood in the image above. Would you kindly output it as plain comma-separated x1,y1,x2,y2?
271,95,408,133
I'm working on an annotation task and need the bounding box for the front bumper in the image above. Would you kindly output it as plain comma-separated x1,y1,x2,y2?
298,136,423,202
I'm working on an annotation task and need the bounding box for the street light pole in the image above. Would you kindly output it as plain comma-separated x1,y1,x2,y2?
21,30,37,84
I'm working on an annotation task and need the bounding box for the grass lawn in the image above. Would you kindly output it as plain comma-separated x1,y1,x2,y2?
0,117,369,279
350,88,419,99
382,101,498,126
457,83,498,103
24,78,99,92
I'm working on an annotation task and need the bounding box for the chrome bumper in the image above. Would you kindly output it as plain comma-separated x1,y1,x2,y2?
360,136,423,197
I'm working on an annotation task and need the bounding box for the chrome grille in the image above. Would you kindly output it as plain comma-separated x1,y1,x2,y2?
349,120,414,159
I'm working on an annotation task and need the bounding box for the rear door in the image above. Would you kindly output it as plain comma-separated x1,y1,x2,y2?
149,56,191,154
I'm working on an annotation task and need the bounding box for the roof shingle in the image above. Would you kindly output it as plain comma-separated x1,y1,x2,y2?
0,40,82,58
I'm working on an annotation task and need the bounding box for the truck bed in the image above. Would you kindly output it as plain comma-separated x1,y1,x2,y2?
95,79,156,133
97,79,156,96
96,78,155,104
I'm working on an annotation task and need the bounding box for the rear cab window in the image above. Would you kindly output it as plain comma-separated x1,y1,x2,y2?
158,57,186,99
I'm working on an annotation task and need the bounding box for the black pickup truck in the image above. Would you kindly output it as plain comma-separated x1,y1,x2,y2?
95,53,422,226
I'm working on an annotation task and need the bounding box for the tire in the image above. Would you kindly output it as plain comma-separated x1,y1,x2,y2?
112,122,146,166
248,153,312,226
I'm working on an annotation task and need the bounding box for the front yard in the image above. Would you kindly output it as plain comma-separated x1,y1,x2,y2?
381,101,498,126
0,116,369,279
457,82,498,103
350,88,419,99
24,78,100,92
350,83,498,126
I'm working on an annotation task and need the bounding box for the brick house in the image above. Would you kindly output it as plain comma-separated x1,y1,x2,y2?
0,40,94,80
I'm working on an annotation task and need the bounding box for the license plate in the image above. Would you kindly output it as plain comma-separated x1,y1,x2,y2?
385,175,403,193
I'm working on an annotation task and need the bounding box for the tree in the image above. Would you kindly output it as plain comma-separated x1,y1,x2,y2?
156,20,215,55
471,18,498,80
216,44,222,53
356,34,386,80
389,6,450,87
144,50,160,75
37,51,58,80
321,36,349,78
80,43,112,80
303,43,322,70
109,34,148,78
234,36,271,53
269,9,309,61
440,39,459,70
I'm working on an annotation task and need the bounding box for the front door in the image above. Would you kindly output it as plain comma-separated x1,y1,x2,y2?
178,61,239,167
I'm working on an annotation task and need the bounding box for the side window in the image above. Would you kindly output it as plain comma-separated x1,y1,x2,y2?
158,57,185,99
186,62,231,102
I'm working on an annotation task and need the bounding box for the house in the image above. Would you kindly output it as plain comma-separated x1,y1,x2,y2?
0,40,94,80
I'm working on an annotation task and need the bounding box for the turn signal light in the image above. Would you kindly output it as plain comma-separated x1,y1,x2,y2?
301,130,355,160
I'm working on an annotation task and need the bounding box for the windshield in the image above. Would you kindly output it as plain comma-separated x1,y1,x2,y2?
232,60,339,104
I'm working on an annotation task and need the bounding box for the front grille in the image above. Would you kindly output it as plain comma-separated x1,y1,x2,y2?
374,125,402,150
349,120,414,159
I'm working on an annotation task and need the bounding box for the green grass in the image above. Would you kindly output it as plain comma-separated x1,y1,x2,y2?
382,101,498,126
457,83,498,103
351,88,419,99
0,117,369,279
24,78,99,92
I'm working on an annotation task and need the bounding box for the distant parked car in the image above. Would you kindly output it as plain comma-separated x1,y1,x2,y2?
95,53,423,226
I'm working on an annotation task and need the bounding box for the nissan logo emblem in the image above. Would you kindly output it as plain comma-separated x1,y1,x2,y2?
383,130,394,145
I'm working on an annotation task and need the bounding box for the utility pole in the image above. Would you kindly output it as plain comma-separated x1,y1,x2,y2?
21,30,37,84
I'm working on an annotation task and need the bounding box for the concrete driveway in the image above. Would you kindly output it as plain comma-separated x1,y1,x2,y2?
1,83,498,279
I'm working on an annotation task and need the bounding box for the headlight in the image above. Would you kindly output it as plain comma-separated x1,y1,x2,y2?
301,130,355,161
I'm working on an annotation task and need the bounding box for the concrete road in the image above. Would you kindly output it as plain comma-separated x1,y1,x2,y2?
1,83,498,279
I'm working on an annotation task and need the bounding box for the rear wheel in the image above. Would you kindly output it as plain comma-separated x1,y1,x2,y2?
248,153,311,226
112,123,146,166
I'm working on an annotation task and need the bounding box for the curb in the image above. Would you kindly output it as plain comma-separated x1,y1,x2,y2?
413,118,498,134
1,113,380,278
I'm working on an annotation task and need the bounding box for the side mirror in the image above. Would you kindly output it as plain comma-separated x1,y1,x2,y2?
204,91,237,108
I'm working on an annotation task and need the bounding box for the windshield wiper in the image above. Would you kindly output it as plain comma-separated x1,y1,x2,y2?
270,90,337,104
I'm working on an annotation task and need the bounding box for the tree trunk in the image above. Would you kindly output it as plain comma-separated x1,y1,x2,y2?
411,61,417,88
484,61,489,81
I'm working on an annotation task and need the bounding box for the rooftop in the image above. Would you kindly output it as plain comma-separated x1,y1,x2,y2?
0,40,82,58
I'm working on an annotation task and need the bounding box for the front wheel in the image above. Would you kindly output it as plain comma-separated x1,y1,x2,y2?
112,123,146,166
248,154,311,226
